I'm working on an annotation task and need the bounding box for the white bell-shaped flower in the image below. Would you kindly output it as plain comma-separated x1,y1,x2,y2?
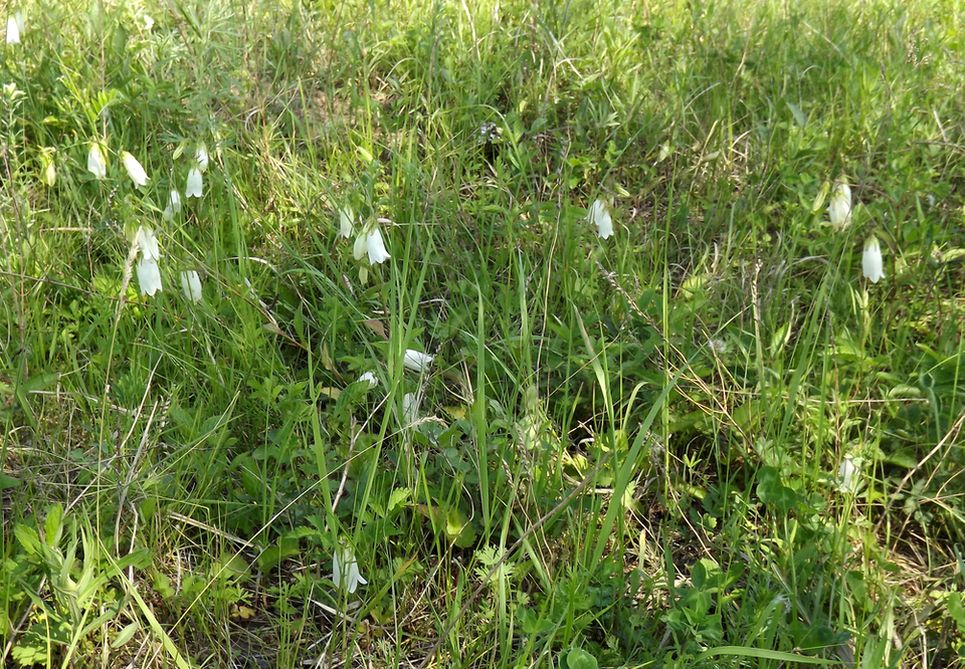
339,207,354,239
353,230,367,260
838,456,859,494
402,392,419,426
403,349,434,373
185,167,203,198
353,226,390,264
163,190,182,221
134,227,162,296
43,159,56,187
365,227,390,264
5,14,21,44
332,546,367,594
196,144,209,172
862,236,885,283
357,371,378,388
828,180,852,229
587,199,613,239
180,270,202,302
87,142,107,180
121,151,149,188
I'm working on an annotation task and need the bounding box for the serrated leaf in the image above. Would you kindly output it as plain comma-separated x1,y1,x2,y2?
14,524,42,556
230,604,257,621
388,487,411,513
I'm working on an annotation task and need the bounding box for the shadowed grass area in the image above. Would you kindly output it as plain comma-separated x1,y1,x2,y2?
1,0,963,667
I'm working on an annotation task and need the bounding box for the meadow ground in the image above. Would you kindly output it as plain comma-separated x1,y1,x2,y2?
1,0,963,667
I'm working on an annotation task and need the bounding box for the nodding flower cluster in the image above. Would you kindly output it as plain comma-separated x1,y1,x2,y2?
827,177,887,284
83,139,209,298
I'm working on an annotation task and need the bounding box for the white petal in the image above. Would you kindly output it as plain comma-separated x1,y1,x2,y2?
185,168,203,198
339,207,354,238
333,547,365,593
136,259,162,296
348,562,367,593
121,151,149,187
180,270,202,302
402,392,419,426
838,456,859,493
6,15,20,44
403,349,434,373
196,145,209,172
862,236,885,283
164,190,182,220
135,227,160,261
87,143,107,179
366,228,391,264
331,551,343,586
829,181,852,229
357,371,378,388
588,199,613,239
353,232,367,261
143,14,154,30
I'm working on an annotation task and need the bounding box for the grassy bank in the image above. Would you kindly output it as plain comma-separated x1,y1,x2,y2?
1,0,963,666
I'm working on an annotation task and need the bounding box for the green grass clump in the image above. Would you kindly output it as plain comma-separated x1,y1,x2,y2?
1,0,963,667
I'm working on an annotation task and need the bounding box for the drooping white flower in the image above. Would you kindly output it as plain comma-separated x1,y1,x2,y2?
163,190,182,221
357,371,378,388
353,226,390,264
185,167,203,198
43,157,56,187
180,270,202,302
587,199,613,239
838,456,859,494
121,151,149,187
134,227,162,296
829,180,852,229
143,13,154,31
87,142,107,180
402,392,419,426
5,13,22,44
403,349,434,373
136,226,160,262
339,207,354,239
862,236,885,283
365,227,390,264
332,546,367,594
196,144,209,172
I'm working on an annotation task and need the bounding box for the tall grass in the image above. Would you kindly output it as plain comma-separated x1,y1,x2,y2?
1,0,963,667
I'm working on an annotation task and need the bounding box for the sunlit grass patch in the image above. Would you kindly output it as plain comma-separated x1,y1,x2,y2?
1,0,963,667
